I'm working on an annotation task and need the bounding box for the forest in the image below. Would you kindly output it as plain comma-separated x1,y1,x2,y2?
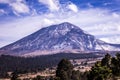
10,52,120,80
0,53,100,78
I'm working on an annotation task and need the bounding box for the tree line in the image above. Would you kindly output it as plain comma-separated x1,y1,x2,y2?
0,53,99,78
6,52,120,80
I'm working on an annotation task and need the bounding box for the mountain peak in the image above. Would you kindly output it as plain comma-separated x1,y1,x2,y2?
37,22,81,37
59,22,71,25
58,22,75,26
45,22,82,36
56,22,80,30
0,22,120,56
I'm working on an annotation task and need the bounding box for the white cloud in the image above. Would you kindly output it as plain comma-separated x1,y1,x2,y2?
0,9,8,16
43,18,54,25
67,3,78,12
0,0,11,3
101,36,120,44
0,0,30,14
0,9,6,15
112,12,120,18
87,3,93,8
103,2,112,6
38,0,60,11
84,21,120,36
10,2,30,14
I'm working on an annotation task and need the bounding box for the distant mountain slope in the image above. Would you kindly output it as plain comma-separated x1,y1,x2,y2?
0,22,120,56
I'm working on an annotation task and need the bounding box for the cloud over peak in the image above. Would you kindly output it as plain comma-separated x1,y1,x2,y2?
38,0,60,12
67,2,78,12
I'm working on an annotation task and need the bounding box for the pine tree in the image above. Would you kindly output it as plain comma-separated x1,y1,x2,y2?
101,53,111,67
88,61,112,80
111,53,120,76
11,71,18,80
56,59,73,80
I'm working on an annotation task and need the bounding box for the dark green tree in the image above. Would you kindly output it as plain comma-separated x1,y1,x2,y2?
101,53,111,67
81,71,89,80
11,71,19,80
88,61,112,80
56,59,73,80
52,77,60,80
111,53,120,76
32,75,44,80
71,70,80,80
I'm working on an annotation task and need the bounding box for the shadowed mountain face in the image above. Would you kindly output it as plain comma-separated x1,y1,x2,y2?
0,22,120,56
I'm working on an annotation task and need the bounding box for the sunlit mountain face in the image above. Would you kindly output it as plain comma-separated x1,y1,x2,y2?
0,0,120,48
0,22,120,56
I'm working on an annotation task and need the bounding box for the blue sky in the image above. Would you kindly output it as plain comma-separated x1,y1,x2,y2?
0,0,120,47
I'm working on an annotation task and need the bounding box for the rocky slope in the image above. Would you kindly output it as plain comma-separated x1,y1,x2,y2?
0,22,120,56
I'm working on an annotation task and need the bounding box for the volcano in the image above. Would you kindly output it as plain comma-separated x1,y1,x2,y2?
0,22,120,56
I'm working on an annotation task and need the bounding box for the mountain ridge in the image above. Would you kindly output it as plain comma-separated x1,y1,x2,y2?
0,22,120,56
